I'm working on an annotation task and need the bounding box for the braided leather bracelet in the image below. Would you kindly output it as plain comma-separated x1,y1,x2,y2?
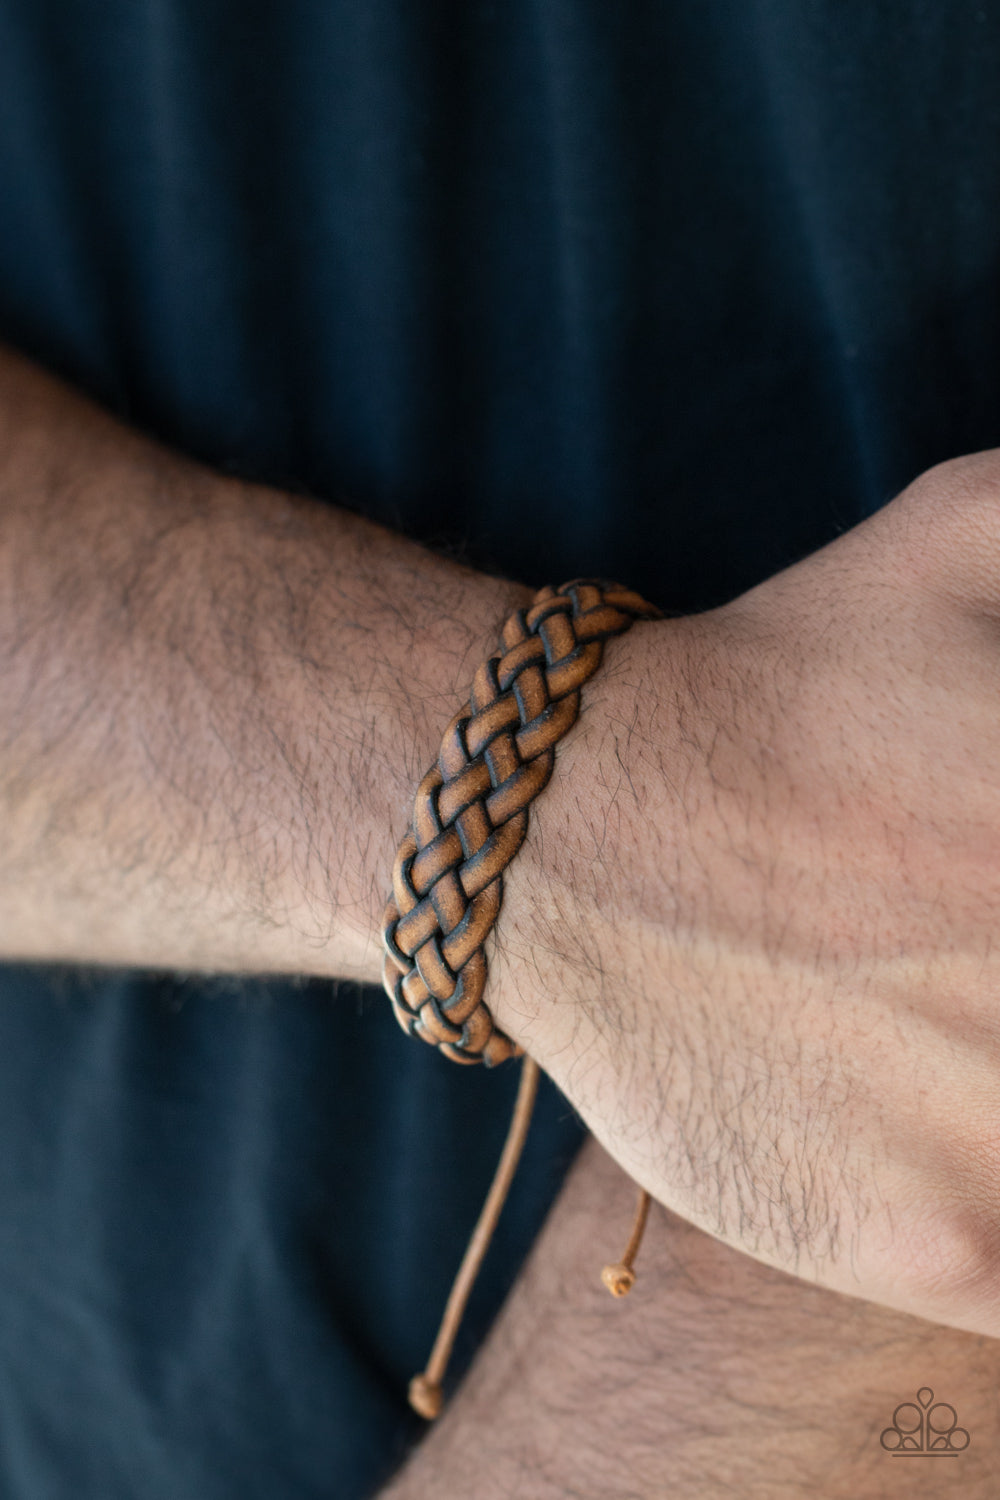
381,578,660,1417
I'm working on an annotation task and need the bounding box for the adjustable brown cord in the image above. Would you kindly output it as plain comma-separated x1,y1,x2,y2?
601,1188,652,1296
408,1056,541,1420
381,578,661,1416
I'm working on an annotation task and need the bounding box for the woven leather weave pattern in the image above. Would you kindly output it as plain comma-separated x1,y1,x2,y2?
381,579,660,1066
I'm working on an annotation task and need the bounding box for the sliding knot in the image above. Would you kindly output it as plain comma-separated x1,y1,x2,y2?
601,1261,637,1297
408,1374,443,1420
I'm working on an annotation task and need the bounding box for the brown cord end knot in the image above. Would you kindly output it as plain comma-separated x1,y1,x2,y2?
408,1373,444,1421
601,1261,637,1297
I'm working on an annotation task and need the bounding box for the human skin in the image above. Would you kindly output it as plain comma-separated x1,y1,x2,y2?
492,466,1000,1344
0,344,530,980
387,1137,999,1498
4,345,1000,1478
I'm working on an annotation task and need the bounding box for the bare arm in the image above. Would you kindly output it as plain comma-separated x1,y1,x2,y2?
0,344,529,979
494,456,1000,1343
388,1137,999,1499
7,342,1000,1394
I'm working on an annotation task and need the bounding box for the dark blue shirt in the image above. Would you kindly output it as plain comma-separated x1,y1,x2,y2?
0,2,998,1494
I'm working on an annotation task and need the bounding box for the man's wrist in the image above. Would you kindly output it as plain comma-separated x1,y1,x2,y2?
345,564,535,986
489,617,679,1070
0,345,538,981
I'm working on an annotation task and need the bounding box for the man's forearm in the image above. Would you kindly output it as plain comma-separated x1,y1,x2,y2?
11,339,1000,1415
387,1139,1000,1499
0,346,529,978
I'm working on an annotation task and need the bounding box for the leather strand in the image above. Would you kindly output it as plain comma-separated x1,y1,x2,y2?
408,1055,541,1420
380,577,660,1418
601,1188,653,1296
382,579,661,1065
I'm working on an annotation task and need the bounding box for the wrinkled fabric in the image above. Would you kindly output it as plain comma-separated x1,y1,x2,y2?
0,2,998,1494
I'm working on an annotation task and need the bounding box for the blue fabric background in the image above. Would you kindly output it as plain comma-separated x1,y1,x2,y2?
0,1,999,1494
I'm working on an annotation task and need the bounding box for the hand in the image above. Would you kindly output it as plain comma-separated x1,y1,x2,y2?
387,1138,1000,1499
497,454,1000,1339
7,340,1000,1348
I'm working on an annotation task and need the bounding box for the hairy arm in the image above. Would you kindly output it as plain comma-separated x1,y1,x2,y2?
7,342,1000,1402
0,344,529,978
388,1137,999,1499
496,456,1000,1342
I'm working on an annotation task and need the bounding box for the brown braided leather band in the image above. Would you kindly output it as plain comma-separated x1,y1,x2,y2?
381,578,660,1067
